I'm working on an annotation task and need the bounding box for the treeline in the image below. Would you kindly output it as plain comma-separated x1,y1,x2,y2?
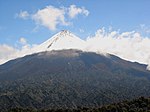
6,96,150,112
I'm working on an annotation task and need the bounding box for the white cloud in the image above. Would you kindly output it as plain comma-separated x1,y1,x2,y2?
85,28,150,70
0,38,34,65
142,25,150,34
1,27,150,70
68,5,89,18
16,11,29,19
0,44,18,64
19,37,27,45
32,6,69,31
17,5,89,31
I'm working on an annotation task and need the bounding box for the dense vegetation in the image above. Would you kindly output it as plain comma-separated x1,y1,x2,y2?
7,97,150,112
0,50,150,111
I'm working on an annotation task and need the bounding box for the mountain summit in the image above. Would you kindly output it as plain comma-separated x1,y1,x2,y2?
0,30,86,65
33,30,86,53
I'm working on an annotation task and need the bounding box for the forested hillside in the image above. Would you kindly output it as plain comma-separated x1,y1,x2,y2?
0,50,150,111
7,97,150,112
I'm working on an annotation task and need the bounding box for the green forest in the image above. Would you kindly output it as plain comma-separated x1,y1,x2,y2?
7,97,150,112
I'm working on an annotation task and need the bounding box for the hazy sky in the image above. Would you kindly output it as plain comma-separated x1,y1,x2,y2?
0,0,150,46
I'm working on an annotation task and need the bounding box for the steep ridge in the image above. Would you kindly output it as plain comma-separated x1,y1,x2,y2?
32,30,86,53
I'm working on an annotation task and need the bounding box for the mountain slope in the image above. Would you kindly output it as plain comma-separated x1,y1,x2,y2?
32,30,86,53
0,30,86,65
0,49,150,110
8,96,150,112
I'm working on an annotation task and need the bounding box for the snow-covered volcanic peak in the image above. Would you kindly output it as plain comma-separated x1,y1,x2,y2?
0,30,87,65
33,30,86,53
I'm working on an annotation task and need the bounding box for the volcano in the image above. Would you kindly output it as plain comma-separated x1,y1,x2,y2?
32,30,86,53
0,31,150,111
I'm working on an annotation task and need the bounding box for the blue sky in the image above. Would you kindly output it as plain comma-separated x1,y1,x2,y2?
0,0,150,46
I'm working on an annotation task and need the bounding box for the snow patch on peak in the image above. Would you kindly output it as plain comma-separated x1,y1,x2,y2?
32,30,86,53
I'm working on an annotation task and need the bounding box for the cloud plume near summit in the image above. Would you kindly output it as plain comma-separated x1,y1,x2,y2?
0,28,150,70
85,28,150,70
